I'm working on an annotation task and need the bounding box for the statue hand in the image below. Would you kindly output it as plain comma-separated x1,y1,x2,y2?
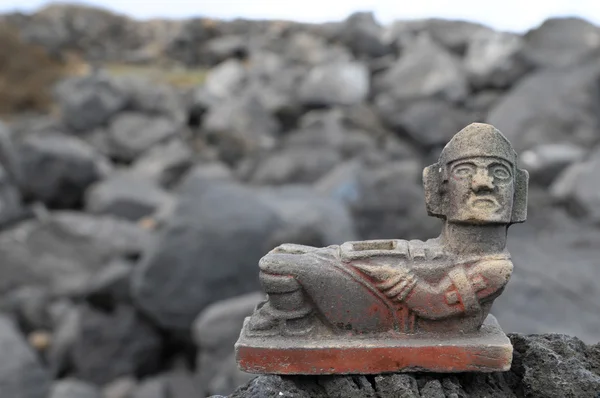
352,262,417,302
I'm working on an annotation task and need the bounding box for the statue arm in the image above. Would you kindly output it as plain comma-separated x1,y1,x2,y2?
402,258,513,320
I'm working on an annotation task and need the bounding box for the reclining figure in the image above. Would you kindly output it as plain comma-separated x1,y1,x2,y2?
237,123,528,374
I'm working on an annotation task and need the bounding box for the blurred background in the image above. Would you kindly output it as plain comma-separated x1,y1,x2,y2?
1,0,600,397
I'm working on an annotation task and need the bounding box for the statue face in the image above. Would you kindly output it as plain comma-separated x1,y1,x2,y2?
445,157,514,224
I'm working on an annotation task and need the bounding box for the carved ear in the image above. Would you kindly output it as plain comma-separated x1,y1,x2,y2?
423,163,446,219
511,168,528,224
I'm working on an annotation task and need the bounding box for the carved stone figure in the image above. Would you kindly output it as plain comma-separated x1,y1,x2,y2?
236,123,528,374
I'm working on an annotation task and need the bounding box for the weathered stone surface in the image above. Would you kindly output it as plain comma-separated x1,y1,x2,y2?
85,171,173,221
71,304,162,386
524,17,600,68
107,112,180,162
0,315,51,398
487,57,600,153
299,61,370,107
17,132,112,208
131,177,281,332
204,35,248,65
0,211,151,296
49,379,101,398
55,72,127,132
464,30,532,89
194,292,264,397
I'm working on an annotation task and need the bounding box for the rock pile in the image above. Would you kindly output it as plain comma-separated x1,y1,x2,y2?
1,4,600,397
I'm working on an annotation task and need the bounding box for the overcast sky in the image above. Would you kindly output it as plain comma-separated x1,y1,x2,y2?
1,0,599,32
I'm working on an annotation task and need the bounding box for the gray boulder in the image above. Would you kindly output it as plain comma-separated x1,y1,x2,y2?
203,59,247,100
299,61,370,107
464,30,533,89
549,153,600,222
193,292,264,397
131,175,282,332
373,35,468,105
376,99,473,148
71,304,162,386
0,211,151,296
520,143,585,186
204,35,248,65
202,91,279,165
107,112,180,162
85,170,173,222
55,72,127,132
17,132,112,208
102,377,137,398
50,379,101,398
316,159,439,241
524,17,600,68
257,185,358,247
487,57,600,153
85,258,134,309
337,12,389,58
245,147,342,185
131,139,194,187
0,315,51,398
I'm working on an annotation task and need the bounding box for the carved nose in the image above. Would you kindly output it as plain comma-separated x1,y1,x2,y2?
471,169,494,192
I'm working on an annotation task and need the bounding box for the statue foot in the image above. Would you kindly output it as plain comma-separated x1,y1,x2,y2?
248,300,315,337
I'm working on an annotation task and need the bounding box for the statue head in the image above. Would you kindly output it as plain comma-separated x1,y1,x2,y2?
423,123,528,225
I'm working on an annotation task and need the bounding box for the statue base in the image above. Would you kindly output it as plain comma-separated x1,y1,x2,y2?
236,315,512,374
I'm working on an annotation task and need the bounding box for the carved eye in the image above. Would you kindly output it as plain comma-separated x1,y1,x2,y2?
491,165,511,180
452,164,475,178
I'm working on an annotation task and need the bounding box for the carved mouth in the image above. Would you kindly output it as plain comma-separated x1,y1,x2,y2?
470,197,499,209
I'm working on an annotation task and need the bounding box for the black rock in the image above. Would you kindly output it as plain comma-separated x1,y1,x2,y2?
71,304,162,386
17,132,112,208
0,315,51,398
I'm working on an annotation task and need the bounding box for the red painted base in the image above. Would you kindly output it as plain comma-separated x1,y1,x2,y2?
235,315,512,374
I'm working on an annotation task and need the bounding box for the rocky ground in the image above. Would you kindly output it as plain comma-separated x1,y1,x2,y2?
1,3,600,397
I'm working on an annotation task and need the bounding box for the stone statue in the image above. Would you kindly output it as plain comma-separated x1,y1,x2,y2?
236,123,528,374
